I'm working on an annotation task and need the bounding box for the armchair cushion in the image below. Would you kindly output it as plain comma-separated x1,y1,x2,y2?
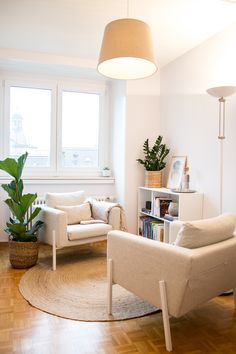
55,202,92,225
45,191,85,208
175,213,236,249
67,223,112,241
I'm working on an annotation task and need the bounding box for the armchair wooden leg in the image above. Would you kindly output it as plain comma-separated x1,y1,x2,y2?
107,258,113,315
52,230,56,271
233,288,236,309
159,280,172,352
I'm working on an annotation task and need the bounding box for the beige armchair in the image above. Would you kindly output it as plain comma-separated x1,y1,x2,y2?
107,228,236,351
38,191,122,270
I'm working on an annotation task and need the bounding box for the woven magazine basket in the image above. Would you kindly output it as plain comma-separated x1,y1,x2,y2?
9,240,39,269
145,170,162,188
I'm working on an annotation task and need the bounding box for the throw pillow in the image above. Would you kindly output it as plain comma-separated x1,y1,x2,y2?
174,213,236,249
46,191,85,208
56,202,92,225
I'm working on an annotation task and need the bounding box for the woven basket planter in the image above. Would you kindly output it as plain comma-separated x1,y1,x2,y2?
145,170,162,188
9,240,39,269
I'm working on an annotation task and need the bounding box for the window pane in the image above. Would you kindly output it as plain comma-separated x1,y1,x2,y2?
62,91,99,168
10,86,51,167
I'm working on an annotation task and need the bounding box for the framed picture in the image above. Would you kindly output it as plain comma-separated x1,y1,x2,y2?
167,156,187,189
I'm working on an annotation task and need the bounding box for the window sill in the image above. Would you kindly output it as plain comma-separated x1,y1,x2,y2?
0,176,115,185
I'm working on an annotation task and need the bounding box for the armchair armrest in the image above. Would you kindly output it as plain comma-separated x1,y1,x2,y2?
90,201,122,230
169,221,184,243
38,206,67,248
108,206,121,229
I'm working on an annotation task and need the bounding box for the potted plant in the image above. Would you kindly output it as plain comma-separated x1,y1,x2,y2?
0,152,44,268
137,135,170,188
102,167,111,177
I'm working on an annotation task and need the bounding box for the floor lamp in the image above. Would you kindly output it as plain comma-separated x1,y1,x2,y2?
206,86,236,214
207,86,236,296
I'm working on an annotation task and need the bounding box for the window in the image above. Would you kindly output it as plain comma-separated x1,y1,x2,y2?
9,86,51,167
3,79,107,176
61,91,100,168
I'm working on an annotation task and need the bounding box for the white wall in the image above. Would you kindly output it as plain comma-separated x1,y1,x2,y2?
109,74,161,233
160,23,236,217
125,74,160,232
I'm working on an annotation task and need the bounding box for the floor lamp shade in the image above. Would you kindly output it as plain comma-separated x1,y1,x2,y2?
97,18,157,80
206,86,236,99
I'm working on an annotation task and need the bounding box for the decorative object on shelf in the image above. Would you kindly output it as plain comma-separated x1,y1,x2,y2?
206,85,236,214
102,167,111,177
171,189,196,193
167,156,187,189
97,0,157,80
137,136,170,188
181,165,190,191
168,202,178,217
0,152,44,268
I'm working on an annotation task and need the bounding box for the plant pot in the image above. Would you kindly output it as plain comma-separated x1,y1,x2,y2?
145,170,162,188
102,169,111,177
9,240,39,269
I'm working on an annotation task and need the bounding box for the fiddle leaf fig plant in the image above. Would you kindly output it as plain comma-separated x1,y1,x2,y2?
0,152,44,242
137,135,170,171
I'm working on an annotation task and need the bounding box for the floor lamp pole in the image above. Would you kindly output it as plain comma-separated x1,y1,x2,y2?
206,86,236,214
218,97,225,215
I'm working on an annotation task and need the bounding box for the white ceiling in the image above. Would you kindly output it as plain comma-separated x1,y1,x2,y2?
0,0,236,70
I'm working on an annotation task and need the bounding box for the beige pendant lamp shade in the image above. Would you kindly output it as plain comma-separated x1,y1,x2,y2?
97,18,157,80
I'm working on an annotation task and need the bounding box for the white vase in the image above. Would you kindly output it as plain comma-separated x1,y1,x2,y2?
102,169,111,177
168,202,178,217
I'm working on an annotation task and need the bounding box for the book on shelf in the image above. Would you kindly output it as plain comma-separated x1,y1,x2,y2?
139,216,164,241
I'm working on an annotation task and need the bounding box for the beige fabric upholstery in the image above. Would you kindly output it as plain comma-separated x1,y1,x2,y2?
107,230,236,331
45,191,85,208
55,202,92,225
38,191,122,249
91,201,127,231
175,213,236,248
68,223,112,241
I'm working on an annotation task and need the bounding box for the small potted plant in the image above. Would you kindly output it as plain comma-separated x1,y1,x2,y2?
137,135,170,188
102,167,111,177
0,152,44,268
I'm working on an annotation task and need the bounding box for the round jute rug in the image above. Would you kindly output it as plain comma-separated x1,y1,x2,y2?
19,247,159,321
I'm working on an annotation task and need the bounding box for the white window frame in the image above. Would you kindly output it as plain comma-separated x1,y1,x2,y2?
3,79,57,176
57,82,108,176
1,78,109,177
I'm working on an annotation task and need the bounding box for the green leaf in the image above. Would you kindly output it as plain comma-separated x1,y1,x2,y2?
26,207,42,225
26,220,44,236
20,193,38,217
0,157,18,180
6,221,27,235
0,152,28,181
17,152,28,180
5,199,24,221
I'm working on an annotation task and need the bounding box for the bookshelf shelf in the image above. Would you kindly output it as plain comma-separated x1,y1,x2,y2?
138,187,203,243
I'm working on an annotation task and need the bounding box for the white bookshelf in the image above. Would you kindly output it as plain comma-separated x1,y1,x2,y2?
138,187,203,243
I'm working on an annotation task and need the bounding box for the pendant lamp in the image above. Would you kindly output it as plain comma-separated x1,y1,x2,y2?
97,18,157,80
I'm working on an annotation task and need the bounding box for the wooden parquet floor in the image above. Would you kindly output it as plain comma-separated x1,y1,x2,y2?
1,242,236,354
